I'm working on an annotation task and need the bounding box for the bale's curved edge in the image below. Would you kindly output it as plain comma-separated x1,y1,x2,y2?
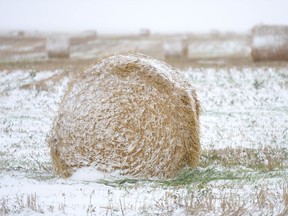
47,53,201,179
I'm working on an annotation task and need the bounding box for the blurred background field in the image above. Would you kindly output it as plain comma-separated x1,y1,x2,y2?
0,31,250,64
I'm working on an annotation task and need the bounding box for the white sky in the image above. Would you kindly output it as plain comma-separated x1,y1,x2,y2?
0,0,288,34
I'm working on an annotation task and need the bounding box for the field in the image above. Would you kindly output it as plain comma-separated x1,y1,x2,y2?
0,33,288,215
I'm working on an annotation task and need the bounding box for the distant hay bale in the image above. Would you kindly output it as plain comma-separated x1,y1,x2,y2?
163,37,188,58
82,30,97,38
46,35,70,58
10,30,25,37
251,25,288,61
139,29,150,37
17,31,25,37
47,53,201,179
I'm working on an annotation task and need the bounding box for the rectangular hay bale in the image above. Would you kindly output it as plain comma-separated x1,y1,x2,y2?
251,25,288,61
187,39,250,59
163,36,188,58
139,29,150,37
46,35,70,58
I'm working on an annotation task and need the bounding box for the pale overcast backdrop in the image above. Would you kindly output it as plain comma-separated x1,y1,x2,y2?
0,0,288,34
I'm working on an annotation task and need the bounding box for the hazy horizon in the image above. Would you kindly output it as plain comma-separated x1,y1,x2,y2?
0,0,288,34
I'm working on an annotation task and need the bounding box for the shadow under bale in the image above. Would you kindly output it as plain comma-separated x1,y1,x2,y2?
48,53,201,179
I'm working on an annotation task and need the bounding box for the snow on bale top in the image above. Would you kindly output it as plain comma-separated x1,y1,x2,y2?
251,25,288,61
47,53,201,179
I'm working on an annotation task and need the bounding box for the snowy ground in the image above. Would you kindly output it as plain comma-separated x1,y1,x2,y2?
0,62,287,215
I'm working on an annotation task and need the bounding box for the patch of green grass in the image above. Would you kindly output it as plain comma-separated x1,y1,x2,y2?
0,151,10,170
25,170,57,181
98,167,288,188
159,168,240,187
97,147,288,188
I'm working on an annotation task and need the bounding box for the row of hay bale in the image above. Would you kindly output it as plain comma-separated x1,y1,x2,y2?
163,24,288,61
45,25,288,61
45,34,182,60
163,36,250,59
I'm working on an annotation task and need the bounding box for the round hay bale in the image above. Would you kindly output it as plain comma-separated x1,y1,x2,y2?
251,25,288,61
48,53,201,179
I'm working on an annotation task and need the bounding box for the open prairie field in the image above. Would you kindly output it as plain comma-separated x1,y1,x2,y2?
0,33,288,215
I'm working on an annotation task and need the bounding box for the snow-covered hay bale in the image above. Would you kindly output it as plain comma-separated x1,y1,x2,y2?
46,35,70,58
163,37,188,58
48,53,201,179
251,25,288,61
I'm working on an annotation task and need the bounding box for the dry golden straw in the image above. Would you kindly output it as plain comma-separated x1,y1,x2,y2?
48,53,201,179
251,25,288,61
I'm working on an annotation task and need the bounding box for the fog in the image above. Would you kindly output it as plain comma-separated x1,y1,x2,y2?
0,0,288,33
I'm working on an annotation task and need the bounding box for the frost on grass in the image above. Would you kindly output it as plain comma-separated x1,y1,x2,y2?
1,171,288,216
0,70,68,172
186,66,288,149
48,53,201,179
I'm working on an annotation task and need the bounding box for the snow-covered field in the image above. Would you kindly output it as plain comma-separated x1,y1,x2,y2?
0,62,287,215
